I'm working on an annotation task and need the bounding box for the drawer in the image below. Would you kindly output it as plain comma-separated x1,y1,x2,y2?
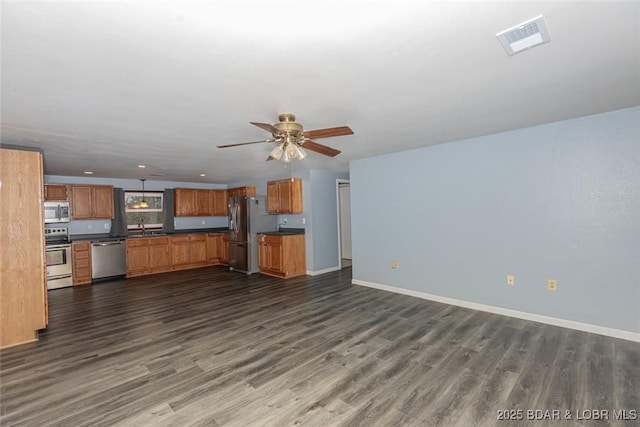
73,249,90,260
171,236,190,243
127,238,150,246
148,237,170,245
74,258,90,269
189,234,206,242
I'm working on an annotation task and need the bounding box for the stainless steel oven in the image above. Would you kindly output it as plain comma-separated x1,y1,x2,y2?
45,227,73,289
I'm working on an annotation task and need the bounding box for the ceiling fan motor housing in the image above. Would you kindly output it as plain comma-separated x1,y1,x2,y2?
274,113,303,136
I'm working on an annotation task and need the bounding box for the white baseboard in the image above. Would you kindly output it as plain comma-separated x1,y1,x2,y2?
306,266,341,276
352,279,640,343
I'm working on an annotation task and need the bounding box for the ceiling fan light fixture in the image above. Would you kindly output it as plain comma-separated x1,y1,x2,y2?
281,145,292,163
269,143,284,160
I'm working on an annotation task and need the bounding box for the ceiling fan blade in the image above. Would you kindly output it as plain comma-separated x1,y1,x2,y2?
217,140,270,148
303,126,353,140
301,140,342,157
250,121,280,134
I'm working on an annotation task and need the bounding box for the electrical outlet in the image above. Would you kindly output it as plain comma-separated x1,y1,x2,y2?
201,220,205,225
391,260,398,269
87,224,93,230
547,279,557,291
283,218,287,224
507,275,515,286
302,218,306,225
104,223,109,230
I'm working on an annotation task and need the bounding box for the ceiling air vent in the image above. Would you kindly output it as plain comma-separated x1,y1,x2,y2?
496,15,550,56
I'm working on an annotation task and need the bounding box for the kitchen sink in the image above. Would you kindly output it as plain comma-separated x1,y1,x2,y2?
128,231,166,237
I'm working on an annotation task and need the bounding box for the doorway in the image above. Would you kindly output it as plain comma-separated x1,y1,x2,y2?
336,180,352,269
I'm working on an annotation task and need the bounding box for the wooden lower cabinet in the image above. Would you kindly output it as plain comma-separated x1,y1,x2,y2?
171,236,191,266
148,239,171,271
258,234,306,278
126,233,229,278
206,233,223,263
190,235,207,263
221,233,229,265
72,242,92,285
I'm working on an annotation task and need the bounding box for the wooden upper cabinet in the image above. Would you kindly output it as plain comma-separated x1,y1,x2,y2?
266,181,278,214
174,188,197,217
70,185,93,219
196,190,211,216
44,184,68,201
92,185,115,219
228,186,256,197
210,190,228,216
70,185,114,220
267,178,302,214
175,188,229,217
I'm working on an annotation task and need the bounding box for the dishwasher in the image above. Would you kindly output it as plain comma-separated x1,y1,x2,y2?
91,239,127,281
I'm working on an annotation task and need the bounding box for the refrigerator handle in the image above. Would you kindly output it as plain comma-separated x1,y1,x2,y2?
234,204,239,233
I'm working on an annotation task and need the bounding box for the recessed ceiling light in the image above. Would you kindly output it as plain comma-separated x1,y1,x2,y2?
496,15,551,56
200,173,206,177
138,165,146,168
84,171,94,175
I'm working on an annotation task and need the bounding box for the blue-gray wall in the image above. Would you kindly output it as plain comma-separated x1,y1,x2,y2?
44,175,229,234
310,170,349,271
350,107,640,333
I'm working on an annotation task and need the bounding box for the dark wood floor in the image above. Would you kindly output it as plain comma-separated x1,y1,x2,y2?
1,266,638,426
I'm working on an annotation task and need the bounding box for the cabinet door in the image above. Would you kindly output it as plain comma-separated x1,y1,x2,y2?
126,241,149,276
277,181,292,213
174,188,197,216
70,185,93,219
190,235,207,264
92,185,114,219
289,178,303,214
45,184,68,201
258,239,268,270
148,240,171,271
196,190,211,216
266,181,279,213
267,241,284,273
171,237,191,265
211,190,228,216
206,234,221,261
221,234,229,264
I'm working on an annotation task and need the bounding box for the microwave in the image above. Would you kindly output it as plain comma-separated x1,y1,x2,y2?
44,201,70,223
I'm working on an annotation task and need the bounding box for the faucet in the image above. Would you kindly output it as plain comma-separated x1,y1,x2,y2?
138,216,146,235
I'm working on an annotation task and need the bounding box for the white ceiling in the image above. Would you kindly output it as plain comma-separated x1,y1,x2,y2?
2,1,639,184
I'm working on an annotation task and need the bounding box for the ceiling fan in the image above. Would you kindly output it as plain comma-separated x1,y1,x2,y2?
217,113,354,162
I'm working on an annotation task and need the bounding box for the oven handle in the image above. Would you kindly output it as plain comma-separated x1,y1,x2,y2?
46,245,71,250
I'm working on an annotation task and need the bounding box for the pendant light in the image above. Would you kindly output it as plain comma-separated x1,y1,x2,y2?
134,179,149,209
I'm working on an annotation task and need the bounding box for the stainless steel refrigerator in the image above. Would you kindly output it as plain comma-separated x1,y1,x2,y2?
228,195,278,274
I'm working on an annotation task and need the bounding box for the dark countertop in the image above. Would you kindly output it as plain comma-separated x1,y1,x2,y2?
259,227,306,236
70,227,230,242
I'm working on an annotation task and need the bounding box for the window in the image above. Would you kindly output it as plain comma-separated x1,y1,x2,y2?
125,191,164,230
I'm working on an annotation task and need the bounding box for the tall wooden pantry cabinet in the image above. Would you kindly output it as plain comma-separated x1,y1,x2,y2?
0,147,48,349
